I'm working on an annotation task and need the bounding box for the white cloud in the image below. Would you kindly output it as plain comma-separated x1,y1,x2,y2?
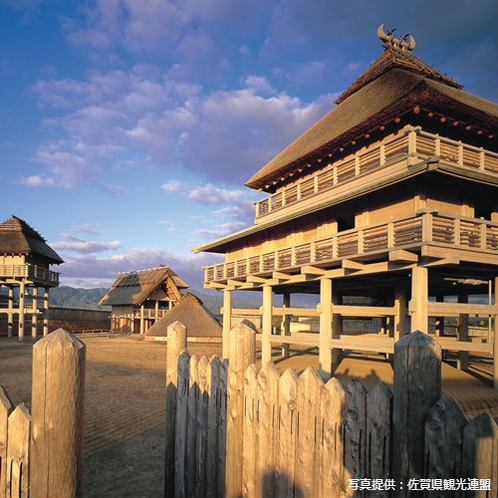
58,247,222,290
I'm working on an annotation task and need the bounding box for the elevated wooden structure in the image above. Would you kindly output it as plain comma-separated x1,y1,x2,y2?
99,265,189,334
193,27,498,385
0,215,63,339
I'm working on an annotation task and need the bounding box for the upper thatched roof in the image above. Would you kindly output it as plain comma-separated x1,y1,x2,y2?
99,265,189,307
0,215,63,264
145,292,222,338
245,45,498,191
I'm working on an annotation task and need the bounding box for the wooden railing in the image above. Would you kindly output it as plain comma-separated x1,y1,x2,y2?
0,264,60,285
255,126,498,219
204,212,498,284
134,309,169,319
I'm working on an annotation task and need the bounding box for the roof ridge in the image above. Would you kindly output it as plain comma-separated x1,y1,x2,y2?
0,215,47,241
335,45,463,105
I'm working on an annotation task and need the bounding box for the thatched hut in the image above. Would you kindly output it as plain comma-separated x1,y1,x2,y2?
145,292,222,342
99,265,189,334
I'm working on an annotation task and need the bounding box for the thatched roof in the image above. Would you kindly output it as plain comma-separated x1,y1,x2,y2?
245,45,498,191
99,265,189,307
0,215,63,264
145,292,222,338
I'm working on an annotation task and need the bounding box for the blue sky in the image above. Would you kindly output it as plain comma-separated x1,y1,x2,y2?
1,0,497,291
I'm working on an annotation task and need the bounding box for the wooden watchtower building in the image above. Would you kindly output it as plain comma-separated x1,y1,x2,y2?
193,27,498,385
0,215,63,340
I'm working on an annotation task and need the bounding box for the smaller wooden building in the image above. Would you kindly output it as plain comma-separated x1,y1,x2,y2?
0,215,63,339
99,265,189,334
145,292,222,341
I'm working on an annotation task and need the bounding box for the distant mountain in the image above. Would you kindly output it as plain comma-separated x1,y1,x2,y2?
48,286,317,314
49,286,110,310
48,286,263,315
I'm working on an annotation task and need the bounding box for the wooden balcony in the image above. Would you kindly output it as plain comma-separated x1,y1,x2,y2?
132,309,169,320
254,127,498,220
0,264,60,286
203,212,498,287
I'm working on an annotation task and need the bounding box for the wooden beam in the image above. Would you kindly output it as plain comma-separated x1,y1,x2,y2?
341,259,364,270
333,304,397,317
301,265,328,276
389,249,418,263
427,302,496,316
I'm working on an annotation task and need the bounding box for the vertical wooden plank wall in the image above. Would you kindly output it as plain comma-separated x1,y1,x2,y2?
169,325,497,498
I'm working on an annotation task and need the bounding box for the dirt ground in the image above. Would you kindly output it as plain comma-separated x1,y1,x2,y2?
0,334,496,498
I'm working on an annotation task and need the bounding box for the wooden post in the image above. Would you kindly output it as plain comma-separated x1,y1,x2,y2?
0,386,14,498
7,286,13,338
410,265,428,333
18,281,25,341
31,286,38,339
165,321,187,498
261,285,272,364
222,289,232,359
393,285,407,341
319,277,333,379
31,328,86,498
281,292,290,358
494,276,498,390
225,325,255,498
457,291,469,371
43,287,49,337
392,331,441,494
6,403,30,498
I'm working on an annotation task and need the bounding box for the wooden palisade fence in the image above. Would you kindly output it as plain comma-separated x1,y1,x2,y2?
165,323,498,498
0,328,85,498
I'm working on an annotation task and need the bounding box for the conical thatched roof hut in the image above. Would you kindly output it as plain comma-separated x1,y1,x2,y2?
145,292,222,341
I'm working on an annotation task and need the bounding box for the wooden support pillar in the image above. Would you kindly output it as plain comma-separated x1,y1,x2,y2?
140,304,145,335
319,277,333,380
410,265,429,333
261,284,273,364
18,280,25,341
393,285,407,341
457,291,469,371
281,292,290,358
222,289,232,359
434,295,445,337
43,287,49,337
494,277,498,389
31,286,38,339
7,286,14,338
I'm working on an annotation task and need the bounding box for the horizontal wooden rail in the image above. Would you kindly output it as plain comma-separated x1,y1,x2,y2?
204,212,498,285
259,332,494,354
427,302,496,317
255,126,498,219
0,264,60,285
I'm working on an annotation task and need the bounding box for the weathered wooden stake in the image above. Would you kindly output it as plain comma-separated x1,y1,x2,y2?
165,321,187,498
6,403,30,498
392,331,440,495
30,328,85,498
225,324,255,498
0,386,14,498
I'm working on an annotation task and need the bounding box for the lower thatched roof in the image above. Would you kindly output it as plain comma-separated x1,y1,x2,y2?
145,292,222,338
